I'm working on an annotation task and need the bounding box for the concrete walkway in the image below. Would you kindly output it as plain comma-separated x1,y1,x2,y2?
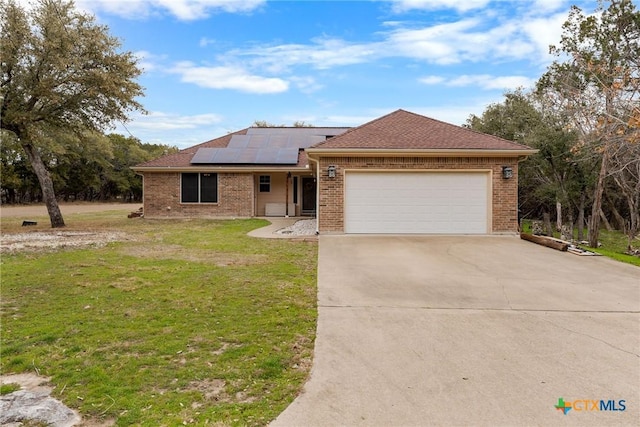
247,217,298,238
272,235,640,426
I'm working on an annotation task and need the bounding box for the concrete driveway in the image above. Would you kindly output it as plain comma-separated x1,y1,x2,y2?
272,235,640,427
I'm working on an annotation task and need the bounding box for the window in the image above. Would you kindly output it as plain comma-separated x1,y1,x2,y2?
182,173,218,203
259,175,271,192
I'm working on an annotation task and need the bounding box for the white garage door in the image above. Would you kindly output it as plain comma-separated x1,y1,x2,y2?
345,172,489,234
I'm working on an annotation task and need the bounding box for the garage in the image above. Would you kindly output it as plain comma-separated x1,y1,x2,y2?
344,171,490,234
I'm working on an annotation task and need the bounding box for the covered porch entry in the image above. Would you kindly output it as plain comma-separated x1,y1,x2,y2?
254,172,316,217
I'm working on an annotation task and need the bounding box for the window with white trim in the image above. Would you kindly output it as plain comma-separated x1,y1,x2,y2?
259,175,271,192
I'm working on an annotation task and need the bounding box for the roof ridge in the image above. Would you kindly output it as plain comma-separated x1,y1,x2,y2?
403,110,531,149
312,109,405,148
248,126,351,129
309,109,535,151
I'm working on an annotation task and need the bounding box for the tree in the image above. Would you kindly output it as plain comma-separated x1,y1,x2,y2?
466,90,584,233
1,0,144,227
538,0,640,247
101,134,177,202
252,120,315,127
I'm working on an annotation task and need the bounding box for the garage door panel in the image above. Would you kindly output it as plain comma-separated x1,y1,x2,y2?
345,172,489,234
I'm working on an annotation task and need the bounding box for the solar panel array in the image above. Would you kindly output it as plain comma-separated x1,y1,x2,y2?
190,127,350,165
190,147,299,165
246,127,350,137
227,134,326,150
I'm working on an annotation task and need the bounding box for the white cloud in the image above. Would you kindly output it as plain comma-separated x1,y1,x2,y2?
522,13,569,62
74,0,265,21
114,111,227,148
199,37,217,47
532,0,567,13
134,50,167,73
224,12,557,70
447,74,536,90
385,19,486,64
419,74,536,90
236,37,381,73
418,75,446,85
121,111,223,131
290,76,324,94
391,0,491,13
170,62,289,94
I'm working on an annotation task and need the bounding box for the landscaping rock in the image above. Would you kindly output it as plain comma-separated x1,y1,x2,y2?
276,219,317,236
0,374,81,427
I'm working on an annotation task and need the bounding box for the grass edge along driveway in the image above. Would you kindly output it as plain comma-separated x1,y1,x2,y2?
1,216,318,426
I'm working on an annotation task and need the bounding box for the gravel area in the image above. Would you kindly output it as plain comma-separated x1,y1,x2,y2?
275,219,317,236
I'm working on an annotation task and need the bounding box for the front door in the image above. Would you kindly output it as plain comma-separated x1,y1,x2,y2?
302,177,316,215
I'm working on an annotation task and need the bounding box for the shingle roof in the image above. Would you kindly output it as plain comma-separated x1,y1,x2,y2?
134,111,534,170
311,109,533,151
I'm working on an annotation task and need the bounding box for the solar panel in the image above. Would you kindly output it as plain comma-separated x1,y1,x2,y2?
266,135,289,148
294,135,326,148
213,148,242,163
227,134,325,150
227,135,250,148
190,148,217,163
191,128,350,165
247,127,350,136
277,148,300,164
247,135,269,148
190,147,299,164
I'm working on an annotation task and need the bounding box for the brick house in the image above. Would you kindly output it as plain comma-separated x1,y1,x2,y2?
133,110,536,234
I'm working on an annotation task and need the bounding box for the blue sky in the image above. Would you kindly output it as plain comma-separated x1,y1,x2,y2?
50,0,598,148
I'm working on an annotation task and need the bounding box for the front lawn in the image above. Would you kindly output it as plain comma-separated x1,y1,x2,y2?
1,214,318,426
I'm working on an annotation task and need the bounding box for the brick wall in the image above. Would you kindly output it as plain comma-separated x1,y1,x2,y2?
317,156,519,233
142,172,254,218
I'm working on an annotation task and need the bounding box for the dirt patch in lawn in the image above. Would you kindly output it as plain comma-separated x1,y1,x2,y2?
0,203,139,219
120,244,269,265
0,231,131,254
185,379,256,404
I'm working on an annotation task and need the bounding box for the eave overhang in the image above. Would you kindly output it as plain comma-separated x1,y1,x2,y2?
305,148,538,159
132,165,313,173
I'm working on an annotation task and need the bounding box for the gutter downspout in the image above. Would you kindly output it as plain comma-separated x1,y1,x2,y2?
308,156,320,235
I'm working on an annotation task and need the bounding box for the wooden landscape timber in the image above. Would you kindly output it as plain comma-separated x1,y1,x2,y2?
520,233,569,251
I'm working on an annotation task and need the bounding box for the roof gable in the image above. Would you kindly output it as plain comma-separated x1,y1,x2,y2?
311,109,532,151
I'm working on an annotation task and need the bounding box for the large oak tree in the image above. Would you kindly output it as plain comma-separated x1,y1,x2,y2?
1,0,144,227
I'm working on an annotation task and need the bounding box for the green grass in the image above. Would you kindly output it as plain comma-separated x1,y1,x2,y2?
585,229,640,266
521,220,640,267
1,214,318,426
1,383,21,395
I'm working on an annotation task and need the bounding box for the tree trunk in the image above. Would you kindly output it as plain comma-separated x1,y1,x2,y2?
599,208,613,231
543,212,553,236
556,200,562,231
21,141,66,228
588,151,608,248
577,193,585,241
606,195,627,231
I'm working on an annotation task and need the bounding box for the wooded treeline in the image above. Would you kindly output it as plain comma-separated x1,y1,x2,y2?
0,132,177,203
467,0,640,249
